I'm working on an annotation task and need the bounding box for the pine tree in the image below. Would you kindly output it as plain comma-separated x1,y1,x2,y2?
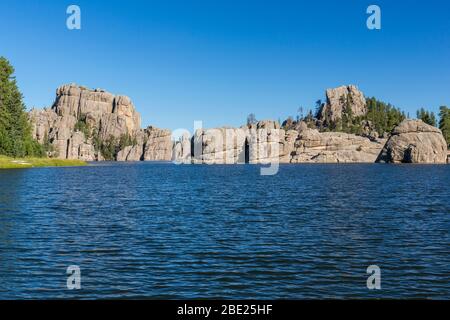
416,108,437,127
439,106,450,149
430,112,437,127
246,113,257,126
0,57,42,157
365,97,405,135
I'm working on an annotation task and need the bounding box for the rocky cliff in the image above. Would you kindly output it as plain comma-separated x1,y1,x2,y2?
30,84,172,161
185,121,283,164
173,120,387,164
318,85,367,123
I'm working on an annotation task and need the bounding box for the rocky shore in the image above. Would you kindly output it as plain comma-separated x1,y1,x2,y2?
29,84,449,164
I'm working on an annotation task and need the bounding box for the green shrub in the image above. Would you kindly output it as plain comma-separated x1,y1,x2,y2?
74,114,90,139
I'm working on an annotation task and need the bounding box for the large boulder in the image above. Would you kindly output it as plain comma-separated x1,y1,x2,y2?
376,119,448,163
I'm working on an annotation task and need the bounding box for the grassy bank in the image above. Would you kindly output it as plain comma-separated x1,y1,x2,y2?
0,155,87,169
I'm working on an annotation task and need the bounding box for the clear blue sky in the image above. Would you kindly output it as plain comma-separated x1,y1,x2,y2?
1,0,449,130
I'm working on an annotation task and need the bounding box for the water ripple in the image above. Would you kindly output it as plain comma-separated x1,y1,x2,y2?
0,163,449,299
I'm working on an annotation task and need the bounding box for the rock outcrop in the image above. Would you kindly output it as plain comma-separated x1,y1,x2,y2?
188,120,283,164
173,120,387,164
319,85,367,123
376,119,448,163
172,132,192,164
29,84,172,161
290,126,386,163
115,126,172,161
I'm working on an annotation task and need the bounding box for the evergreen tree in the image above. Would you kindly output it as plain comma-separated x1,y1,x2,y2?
364,97,405,135
343,95,354,129
439,106,450,149
430,112,437,127
314,99,322,118
416,108,437,127
0,57,42,157
285,96,406,136
246,113,257,126
297,106,303,122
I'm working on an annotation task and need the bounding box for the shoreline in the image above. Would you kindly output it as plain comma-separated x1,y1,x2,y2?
2,159,448,170
0,156,86,169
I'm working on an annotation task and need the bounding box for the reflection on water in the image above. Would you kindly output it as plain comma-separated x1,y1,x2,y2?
0,163,449,299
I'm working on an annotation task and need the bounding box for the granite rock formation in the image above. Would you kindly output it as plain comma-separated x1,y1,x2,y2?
29,84,172,161
187,121,282,164
290,125,386,163
172,132,192,164
29,84,448,164
173,120,387,164
376,119,448,163
115,126,172,161
318,85,367,123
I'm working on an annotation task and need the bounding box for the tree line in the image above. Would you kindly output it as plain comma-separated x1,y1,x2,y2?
411,107,449,148
0,57,43,157
416,108,437,127
322,96,407,136
439,106,450,148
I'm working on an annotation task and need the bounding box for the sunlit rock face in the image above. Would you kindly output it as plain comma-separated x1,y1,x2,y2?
290,125,386,163
318,85,367,123
376,119,448,164
29,84,171,161
173,120,386,164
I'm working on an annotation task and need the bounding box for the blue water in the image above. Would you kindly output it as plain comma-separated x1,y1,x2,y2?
0,163,449,299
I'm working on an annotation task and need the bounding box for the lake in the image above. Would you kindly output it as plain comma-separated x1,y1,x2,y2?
0,163,449,299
